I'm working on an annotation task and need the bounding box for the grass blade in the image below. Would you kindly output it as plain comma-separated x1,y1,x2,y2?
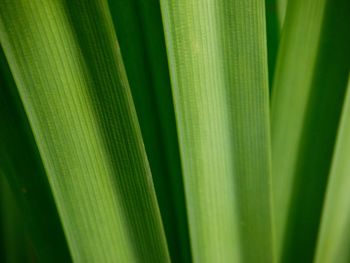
0,46,71,262
276,0,288,29
0,0,169,261
107,1,190,261
271,0,350,261
265,0,280,89
160,0,274,262
315,75,350,263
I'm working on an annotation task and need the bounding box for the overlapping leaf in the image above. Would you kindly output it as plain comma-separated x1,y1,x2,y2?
160,0,274,262
0,0,169,261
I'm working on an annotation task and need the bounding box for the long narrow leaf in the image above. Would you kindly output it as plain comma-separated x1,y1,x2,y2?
265,0,280,89
160,0,274,262
0,46,71,262
107,0,190,261
0,0,169,261
271,0,350,261
315,75,350,263
276,0,288,29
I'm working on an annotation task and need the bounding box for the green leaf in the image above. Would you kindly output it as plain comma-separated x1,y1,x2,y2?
276,0,288,29
0,46,71,262
107,0,191,261
0,0,169,261
271,0,350,261
265,0,281,90
265,0,289,92
315,75,350,263
160,0,274,262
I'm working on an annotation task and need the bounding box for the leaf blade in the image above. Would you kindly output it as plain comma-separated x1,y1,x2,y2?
0,0,170,261
271,0,350,260
107,0,191,261
315,75,350,263
160,0,274,261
